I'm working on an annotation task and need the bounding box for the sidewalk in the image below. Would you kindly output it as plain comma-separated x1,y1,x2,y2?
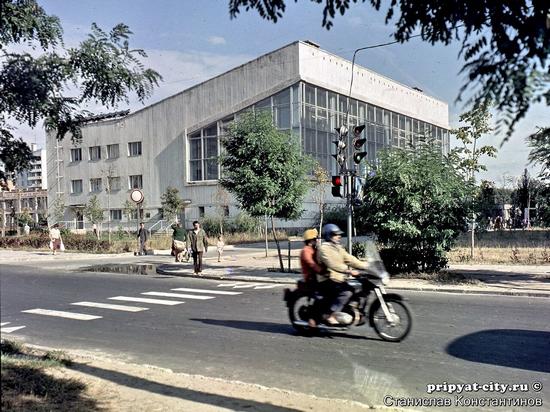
155,252,550,298
1,248,549,297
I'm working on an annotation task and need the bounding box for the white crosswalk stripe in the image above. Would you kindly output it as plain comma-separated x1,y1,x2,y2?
22,309,102,320
217,283,240,287
172,288,242,295
1,325,26,333
253,285,281,289
71,302,149,312
1,322,10,326
232,283,264,289
142,292,214,300
109,296,184,305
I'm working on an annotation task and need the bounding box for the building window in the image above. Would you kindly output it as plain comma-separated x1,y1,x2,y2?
198,206,205,217
90,178,102,192
188,125,219,182
128,141,142,157
129,175,143,189
71,179,83,194
110,209,122,221
107,144,119,159
107,176,121,192
70,148,82,162
89,146,101,161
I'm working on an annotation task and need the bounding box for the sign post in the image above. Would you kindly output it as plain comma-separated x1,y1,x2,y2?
130,189,144,254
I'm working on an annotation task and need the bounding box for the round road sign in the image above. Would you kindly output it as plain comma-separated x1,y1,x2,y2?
130,189,144,204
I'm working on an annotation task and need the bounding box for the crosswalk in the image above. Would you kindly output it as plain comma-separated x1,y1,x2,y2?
1,282,284,333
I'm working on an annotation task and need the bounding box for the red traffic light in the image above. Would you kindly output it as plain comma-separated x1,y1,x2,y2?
353,125,365,136
331,175,343,198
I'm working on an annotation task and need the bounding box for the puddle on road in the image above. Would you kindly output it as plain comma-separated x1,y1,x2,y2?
80,264,161,276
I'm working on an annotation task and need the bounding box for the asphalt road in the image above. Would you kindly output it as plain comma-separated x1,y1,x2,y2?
1,264,549,409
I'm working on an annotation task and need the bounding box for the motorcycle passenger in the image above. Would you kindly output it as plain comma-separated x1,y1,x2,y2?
299,228,324,328
317,224,368,325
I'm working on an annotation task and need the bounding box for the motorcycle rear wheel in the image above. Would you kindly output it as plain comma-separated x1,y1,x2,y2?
288,295,314,333
369,298,412,342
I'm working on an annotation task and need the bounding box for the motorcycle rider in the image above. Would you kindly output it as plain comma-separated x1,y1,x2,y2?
317,224,369,325
299,228,324,328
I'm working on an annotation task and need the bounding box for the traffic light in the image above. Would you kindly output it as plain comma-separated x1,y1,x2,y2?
332,126,348,171
352,125,367,164
331,175,343,198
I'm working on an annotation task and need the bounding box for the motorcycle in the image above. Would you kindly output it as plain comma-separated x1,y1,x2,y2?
283,241,412,342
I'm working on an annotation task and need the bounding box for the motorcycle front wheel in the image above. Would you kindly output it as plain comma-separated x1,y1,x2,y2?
369,297,412,342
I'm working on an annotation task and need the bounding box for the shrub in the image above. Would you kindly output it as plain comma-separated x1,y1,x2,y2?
316,205,347,235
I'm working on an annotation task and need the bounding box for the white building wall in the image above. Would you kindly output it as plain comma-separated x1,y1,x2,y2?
47,41,449,230
298,42,449,128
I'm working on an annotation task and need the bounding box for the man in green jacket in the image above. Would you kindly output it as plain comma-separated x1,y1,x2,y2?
171,222,187,262
187,220,209,275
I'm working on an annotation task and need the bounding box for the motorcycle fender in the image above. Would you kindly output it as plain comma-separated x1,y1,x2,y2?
283,288,300,307
368,293,405,327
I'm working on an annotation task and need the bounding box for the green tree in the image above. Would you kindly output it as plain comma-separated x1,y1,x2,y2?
527,127,550,181
229,0,549,140
355,146,472,272
1,0,161,175
48,194,65,224
84,195,105,226
160,186,184,223
220,111,312,271
449,101,497,181
17,208,33,227
449,102,496,257
476,180,496,221
511,169,541,227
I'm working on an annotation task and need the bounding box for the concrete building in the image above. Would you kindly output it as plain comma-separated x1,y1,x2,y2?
17,144,48,190
47,40,450,231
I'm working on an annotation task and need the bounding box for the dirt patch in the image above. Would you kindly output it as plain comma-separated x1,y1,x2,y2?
4,342,406,412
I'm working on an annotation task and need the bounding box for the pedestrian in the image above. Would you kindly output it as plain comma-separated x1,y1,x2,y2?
23,223,30,236
186,220,209,275
136,222,149,256
49,224,63,255
216,235,225,262
171,221,187,262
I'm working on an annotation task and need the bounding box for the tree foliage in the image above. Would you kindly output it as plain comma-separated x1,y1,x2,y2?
220,110,312,270
527,126,550,182
160,186,184,223
449,101,496,182
0,0,161,176
83,195,104,224
355,146,472,272
229,0,550,140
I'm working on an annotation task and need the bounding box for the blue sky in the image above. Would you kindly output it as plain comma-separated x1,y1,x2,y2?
20,0,546,186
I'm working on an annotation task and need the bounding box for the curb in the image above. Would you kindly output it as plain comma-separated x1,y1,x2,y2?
155,266,550,298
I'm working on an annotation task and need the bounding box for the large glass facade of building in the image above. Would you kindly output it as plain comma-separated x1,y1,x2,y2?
187,82,450,182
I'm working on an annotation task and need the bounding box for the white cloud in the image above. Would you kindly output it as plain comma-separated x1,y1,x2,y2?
207,36,227,45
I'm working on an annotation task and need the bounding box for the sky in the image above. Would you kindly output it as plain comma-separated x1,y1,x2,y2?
14,0,547,186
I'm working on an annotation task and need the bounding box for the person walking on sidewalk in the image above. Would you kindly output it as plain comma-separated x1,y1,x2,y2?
216,235,225,262
171,222,188,262
49,224,63,255
187,220,209,275
136,222,149,256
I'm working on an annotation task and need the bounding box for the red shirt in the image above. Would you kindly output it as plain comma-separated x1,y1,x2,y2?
300,244,323,282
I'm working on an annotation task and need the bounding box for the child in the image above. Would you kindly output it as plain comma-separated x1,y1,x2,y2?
216,235,225,262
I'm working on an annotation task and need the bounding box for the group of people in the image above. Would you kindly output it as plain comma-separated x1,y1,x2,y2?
170,220,224,275
300,223,387,327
